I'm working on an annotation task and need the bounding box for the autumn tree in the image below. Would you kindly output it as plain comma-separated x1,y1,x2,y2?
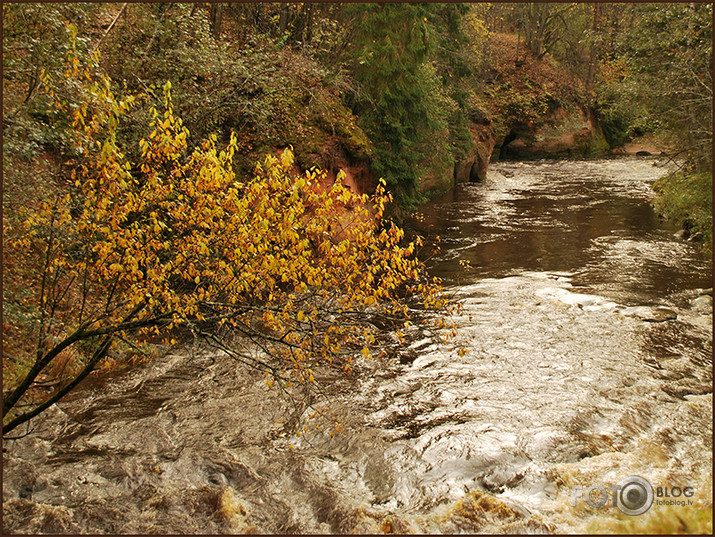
2,34,457,435
514,3,576,60
627,3,712,169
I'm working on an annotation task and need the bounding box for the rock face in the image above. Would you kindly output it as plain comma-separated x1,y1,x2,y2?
499,105,609,160
691,295,713,314
288,136,376,197
322,153,375,196
454,120,498,184
621,306,678,322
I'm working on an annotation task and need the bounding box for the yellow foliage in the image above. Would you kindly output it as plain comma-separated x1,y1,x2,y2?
5,39,456,432
219,488,255,533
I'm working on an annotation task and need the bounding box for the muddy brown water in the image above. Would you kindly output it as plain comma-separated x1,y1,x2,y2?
3,157,712,533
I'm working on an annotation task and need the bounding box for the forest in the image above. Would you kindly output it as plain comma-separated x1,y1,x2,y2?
2,3,713,534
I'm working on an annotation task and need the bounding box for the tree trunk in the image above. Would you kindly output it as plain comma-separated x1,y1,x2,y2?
289,4,306,45
2,298,151,434
305,3,314,44
586,2,601,94
252,4,263,34
210,3,223,40
279,4,289,35
93,3,128,52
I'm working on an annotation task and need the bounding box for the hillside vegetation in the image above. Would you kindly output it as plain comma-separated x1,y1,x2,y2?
6,4,710,199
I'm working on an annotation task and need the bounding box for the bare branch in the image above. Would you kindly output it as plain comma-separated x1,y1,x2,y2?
92,3,128,53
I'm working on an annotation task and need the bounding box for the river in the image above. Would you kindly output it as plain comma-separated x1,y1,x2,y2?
3,157,712,533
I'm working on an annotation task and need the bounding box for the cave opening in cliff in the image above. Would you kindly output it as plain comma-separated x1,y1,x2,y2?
499,128,519,159
469,162,482,183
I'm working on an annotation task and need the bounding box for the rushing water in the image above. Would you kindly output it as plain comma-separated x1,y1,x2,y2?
4,158,712,533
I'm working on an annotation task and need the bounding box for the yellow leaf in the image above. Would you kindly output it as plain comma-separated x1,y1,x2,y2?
281,147,294,168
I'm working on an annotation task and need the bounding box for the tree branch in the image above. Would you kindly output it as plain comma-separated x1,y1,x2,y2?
2,299,148,418
93,3,128,53
3,333,114,435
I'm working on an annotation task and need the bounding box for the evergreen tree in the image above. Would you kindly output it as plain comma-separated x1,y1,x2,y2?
345,3,449,197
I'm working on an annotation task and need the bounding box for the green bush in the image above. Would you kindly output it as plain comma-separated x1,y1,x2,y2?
595,102,631,149
653,170,713,248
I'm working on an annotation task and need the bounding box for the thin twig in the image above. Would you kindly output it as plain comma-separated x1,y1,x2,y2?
93,3,128,53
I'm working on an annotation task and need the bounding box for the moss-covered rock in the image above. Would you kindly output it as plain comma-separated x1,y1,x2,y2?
501,104,609,159
454,120,497,184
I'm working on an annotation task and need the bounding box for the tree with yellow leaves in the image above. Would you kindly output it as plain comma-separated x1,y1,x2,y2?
2,36,456,435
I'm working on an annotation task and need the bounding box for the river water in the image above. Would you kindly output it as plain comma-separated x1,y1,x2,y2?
3,158,712,533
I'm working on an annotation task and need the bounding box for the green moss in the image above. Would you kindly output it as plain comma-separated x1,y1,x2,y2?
417,175,454,202
310,100,373,160
575,128,611,158
287,125,328,167
653,170,713,249
589,129,611,157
